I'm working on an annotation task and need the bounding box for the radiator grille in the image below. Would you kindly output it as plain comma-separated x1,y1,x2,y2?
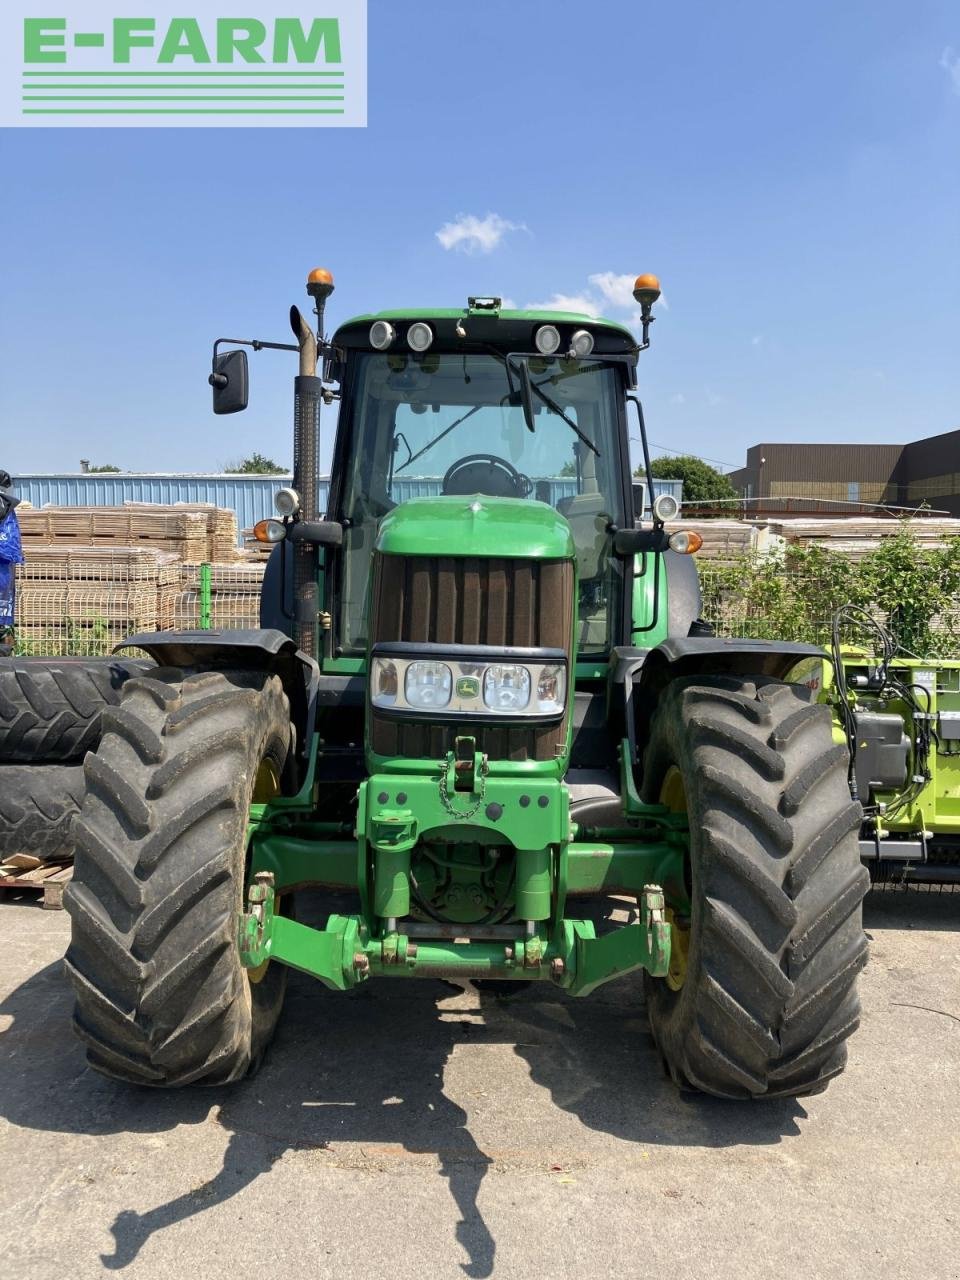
369,554,574,761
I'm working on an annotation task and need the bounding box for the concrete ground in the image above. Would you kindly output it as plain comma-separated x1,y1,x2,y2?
0,890,958,1280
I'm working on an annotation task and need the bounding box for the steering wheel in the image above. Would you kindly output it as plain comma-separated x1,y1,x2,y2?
441,454,532,498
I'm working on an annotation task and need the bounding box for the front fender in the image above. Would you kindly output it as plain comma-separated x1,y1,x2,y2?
116,628,317,774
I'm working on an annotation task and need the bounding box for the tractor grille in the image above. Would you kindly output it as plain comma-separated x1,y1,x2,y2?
369,553,574,762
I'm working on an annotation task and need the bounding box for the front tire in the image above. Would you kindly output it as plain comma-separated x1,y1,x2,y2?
641,675,870,1099
64,667,292,1086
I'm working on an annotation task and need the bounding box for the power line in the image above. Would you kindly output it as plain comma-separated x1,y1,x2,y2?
629,437,742,472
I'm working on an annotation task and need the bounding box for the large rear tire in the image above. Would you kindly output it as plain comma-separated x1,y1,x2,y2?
641,675,870,1099
63,667,292,1086
0,656,153,763
0,764,86,860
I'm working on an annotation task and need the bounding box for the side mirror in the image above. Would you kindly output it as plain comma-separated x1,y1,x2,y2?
614,527,669,556
209,349,249,415
287,519,343,547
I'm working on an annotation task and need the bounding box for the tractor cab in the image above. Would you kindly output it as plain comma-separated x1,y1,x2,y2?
327,304,640,655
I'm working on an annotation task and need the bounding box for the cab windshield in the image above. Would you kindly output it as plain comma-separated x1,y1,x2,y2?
335,351,628,656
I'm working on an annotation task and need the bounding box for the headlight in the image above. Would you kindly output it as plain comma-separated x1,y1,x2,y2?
534,324,561,355
569,329,594,358
274,486,300,517
404,660,451,708
370,650,567,719
370,320,396,350
407,322,434,353
483,664,531,711
652,492,680,522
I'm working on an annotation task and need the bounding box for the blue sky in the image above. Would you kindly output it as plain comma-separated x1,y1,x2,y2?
1,0,958,475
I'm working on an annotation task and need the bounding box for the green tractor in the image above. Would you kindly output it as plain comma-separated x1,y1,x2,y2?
60,270,870,1097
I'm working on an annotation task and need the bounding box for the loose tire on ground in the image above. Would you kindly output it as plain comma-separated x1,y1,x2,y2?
0,657,153,764
63,666,292,1087
0,764,86,860
641,674,870,1099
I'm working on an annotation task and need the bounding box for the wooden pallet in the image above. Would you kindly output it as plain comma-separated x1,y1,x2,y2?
18,544,182,583
0,860,74,909
124,502,240,561
19,507,209,563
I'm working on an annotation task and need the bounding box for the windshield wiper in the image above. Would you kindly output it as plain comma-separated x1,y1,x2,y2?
527,375,600,457
395,403,484,474
505,354,600,457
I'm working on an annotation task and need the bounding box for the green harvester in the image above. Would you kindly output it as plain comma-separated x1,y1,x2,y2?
57,270,870,1097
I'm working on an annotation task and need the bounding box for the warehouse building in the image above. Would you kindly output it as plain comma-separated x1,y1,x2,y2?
729,427,960,516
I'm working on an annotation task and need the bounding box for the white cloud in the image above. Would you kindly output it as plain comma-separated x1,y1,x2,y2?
751,334,763,346
670,393,686,405
589,271,669,311
435,212,526,254
525,270,667,334
588,271,637,310
524,292,601,316
940,46,960,93
498,296,517,310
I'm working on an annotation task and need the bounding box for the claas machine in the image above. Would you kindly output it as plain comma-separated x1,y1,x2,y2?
51,270,869,1097
823,609,960,887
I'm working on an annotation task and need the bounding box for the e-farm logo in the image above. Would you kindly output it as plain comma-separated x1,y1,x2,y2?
1,1,366,126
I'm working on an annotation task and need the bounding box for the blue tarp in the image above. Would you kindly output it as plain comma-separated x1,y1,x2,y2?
0,506,24,628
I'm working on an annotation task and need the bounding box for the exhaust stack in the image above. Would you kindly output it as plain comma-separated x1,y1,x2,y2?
288,268,335,655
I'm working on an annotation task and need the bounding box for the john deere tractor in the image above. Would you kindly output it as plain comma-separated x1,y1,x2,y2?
59,270,870,1097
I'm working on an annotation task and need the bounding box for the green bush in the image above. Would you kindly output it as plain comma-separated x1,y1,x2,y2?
700,526,960,659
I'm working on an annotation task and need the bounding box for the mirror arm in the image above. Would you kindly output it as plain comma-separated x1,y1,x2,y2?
626,393,663,530
210,336,300,373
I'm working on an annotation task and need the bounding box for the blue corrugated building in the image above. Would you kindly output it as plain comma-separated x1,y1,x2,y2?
10,473,683,545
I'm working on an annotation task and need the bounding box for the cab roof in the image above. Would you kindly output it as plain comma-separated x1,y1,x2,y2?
332,307,638,356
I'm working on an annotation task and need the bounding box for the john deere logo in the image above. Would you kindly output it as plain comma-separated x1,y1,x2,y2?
456,677,481,700
1,1,367,127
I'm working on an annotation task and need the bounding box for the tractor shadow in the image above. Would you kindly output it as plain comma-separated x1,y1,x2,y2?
0,895,811,1278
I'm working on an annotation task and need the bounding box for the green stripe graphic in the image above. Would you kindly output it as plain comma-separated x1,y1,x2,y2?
23,96,345,101
22,70,345,76
22,84,344,88
23,108,347,114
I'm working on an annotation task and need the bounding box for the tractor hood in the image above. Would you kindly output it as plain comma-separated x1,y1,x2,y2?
374,495,575,560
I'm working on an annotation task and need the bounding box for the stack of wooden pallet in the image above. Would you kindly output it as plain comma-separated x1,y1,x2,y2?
123,502,240,561
173,560,266,630
240,528,273,561
19,506,210,562
768,517,960,560
16,545,181,653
